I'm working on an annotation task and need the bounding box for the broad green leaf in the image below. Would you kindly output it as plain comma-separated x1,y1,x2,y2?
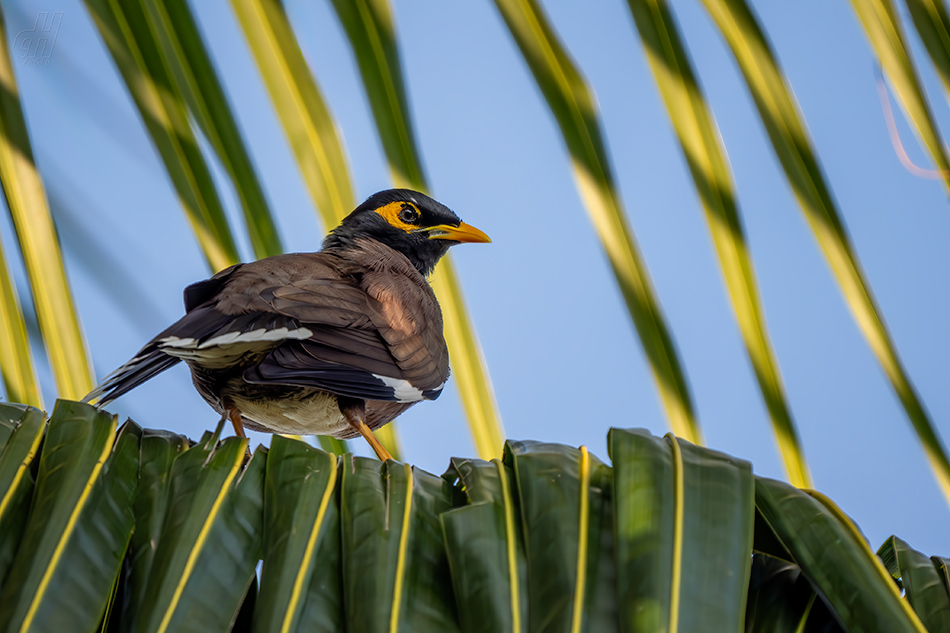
441,458,527,633
0,403,44,587
116,428,188,631
0,235,39,406
608,428,753,633
877,535,950,631
0,401,138,633
491,0,701,445
699,0,950,506
849,0,950,186
755,477,927,632
625,0,810,486
505,441,615,633
340,456,459,632
133,429,259,633
82,0,240,272
329,0,505,459
254,436,341,633
904,0,950,107
0,10,94,399
745,554,845,633
140,0,284,259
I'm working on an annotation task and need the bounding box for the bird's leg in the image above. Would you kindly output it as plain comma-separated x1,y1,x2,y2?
227,406,248,439
338,397,394,461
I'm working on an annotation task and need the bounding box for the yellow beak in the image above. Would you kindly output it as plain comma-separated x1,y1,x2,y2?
426,221,492,243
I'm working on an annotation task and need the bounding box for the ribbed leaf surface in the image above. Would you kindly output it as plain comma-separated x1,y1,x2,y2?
441,458,527,633
341,456,459,632
745,554,844,633
0,401,138,633
505,441,615,633
132,430,261,633
116,429,188,630
608,428,753,633
253,436,341,633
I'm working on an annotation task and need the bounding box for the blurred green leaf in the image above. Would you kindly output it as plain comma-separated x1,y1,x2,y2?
0,236,39,407
904,0,950,108
491,0,701,445
699,0,950,507
0,401,138,633
0,10,94,400
330,0,506,459
82,0,240,272
625,0,809,486
140,0,284,260
850,0,950,183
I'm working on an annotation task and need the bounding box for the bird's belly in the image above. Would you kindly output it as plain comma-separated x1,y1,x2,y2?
232,389,351,437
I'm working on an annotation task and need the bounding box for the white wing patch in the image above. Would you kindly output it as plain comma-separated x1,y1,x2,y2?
160,327,312,350
159,327,313,368
373,374,425,403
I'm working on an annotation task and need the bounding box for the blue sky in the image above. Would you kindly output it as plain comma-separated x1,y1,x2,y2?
5,0,950,555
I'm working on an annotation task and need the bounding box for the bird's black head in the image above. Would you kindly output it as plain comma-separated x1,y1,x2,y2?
322,189,490,276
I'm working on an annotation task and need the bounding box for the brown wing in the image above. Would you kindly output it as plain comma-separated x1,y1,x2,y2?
242,245,449,402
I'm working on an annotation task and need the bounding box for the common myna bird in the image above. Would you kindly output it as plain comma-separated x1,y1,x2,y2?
84,189,490,461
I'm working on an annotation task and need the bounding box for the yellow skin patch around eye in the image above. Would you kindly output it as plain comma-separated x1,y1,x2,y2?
375,201,421,233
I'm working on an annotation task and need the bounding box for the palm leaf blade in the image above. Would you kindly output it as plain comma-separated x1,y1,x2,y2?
755,478,927,632
608,428,754,632
253,436,341,633
698,0,950,506
82,0,240,272
492,0,701,444
0,11,94,399
140,0,284,260
878,535,950,631
0,239,40,406
626,0,810,486
0,404,45,588
849,0,950,183
0,401,137,633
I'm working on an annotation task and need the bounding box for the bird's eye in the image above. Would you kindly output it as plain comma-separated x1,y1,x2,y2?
398,204,419,224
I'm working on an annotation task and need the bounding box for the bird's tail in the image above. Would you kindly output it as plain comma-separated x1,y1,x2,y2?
82,345,181,407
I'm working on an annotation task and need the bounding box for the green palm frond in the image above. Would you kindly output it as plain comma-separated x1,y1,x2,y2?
492,0,703,445
0,9,94,401
0,402,944,630
625,0,809,485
